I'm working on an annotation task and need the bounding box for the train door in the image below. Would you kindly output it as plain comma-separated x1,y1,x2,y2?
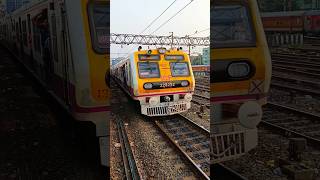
60,2,71,106
22,19,28,55
48,2,57,88
27,14,34,67
15,21,19,49
19,17,24,57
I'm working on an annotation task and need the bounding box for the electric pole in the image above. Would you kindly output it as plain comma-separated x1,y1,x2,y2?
170,32,173,49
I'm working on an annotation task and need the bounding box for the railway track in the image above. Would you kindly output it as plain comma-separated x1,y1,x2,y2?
304,36,320,47
272,53,320,63
271,73,320,96
271,81,320,96
154,114,246,179
154,114,210,179
272,57,320,68
262,102,320,148
272,73,320,90
196,84,210,92
115,118,141,180
270,48,320,96
192,94,210,107
272,63,320,75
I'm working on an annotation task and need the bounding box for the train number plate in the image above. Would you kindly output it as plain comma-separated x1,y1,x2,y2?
159,82,176,88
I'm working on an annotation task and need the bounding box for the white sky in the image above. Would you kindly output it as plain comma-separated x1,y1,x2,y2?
110,0,210,58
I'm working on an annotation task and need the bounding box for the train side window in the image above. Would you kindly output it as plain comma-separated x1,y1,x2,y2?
88,1,109,54
138,62,160,78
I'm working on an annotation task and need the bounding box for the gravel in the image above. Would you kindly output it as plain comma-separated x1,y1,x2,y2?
224,127,320,180
110,82,197,179
269,88,320,115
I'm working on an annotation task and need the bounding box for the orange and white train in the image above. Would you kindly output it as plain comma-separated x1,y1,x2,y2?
211,0,271,163
111,47,195,116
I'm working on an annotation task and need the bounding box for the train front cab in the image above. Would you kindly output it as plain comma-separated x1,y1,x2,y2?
131,48,195,116
211,0,271,163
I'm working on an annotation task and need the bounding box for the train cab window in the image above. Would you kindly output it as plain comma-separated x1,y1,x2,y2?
170,62,190,77
211,4,255,48
88,2,109,54
138,62,160,78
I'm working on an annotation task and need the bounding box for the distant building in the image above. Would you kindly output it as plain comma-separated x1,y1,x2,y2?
111,57,125,66
202,47,209,65
190,53,202,65
3,0,30,13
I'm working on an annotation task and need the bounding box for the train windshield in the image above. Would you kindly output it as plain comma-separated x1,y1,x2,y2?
89,2,109,54
170,62,190,77
211,5,255,48
138,62,160,78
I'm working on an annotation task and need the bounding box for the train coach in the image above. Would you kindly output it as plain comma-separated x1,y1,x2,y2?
0,0,110,167
192,65,210,76
211,0,271,163
111,47,195,116
261,10,320,34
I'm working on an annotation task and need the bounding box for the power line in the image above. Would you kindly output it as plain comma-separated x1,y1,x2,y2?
150,0,195,35
139,0,178,35
189,28,210,36
123,0,178,56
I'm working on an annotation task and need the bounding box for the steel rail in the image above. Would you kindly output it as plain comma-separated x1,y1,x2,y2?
261,102,320,148
154,114,210,179
116,118,141,180
271,82,320,96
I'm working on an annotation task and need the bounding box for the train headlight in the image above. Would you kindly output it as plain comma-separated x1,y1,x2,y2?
227,62,251,78
143,83,153,89
149,97,159,106
184,93,192,102
158,48,166,54
181,81,189,87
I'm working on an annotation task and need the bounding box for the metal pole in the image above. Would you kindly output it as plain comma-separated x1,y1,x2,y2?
170,32,173,49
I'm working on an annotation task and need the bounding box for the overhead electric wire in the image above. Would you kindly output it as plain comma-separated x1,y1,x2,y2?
139,0,178,35
189,28,210,36
121,0,196,57
124,0,178,56
150,0,195,35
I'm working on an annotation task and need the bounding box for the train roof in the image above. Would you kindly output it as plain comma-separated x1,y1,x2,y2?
260,11,306,17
